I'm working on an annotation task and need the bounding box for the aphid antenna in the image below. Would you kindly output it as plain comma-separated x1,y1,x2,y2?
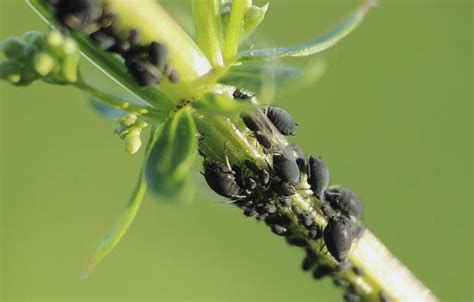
224,154,233,171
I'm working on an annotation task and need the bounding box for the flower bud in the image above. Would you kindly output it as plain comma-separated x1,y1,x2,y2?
125,129,142,154
34,53,55,76
118,114,138,127
22,31,45,50
1,37,28,61
0,61,22,83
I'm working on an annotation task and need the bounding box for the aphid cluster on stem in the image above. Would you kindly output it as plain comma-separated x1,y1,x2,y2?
199,90,375,300
43,0,179,87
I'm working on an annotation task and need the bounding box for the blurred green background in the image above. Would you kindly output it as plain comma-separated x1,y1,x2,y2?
1,0,472,301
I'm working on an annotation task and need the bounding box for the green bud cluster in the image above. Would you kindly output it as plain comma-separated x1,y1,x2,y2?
114,114,148,154
0,30,80,86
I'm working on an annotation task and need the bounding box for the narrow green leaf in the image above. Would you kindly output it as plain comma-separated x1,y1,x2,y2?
238,0,377,62
223,0,249,63
81,127,160,278
192,0,224,67
221,59,327,102
193,93,253,116
145,108,198,198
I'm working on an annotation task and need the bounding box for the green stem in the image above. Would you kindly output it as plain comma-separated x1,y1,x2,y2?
223,0,247,63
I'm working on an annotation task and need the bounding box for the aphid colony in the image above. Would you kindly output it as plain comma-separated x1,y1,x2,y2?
43,0,179,87
202,90,381,302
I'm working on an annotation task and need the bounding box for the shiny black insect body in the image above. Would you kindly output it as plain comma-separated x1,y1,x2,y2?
243,159,271,186
271,224,287,236
266,106,297,136
233,89,253,101
49,0,103,30
255,131,273,152
302,254,317,272
299,212,313,228
148,41,168,68
323,217,354,262
272,181,296,196
307,156,330,199
308,226,321,239
241,114,261,133
324,187,363,219
273,153,300,185
313,264,333,280
203,160,242,198
166,67,180,83
125,57,161,87
90,30,116,50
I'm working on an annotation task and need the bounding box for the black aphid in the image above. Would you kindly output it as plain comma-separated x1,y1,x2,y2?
272,181,296,196
125,57,161,87
334,279,350,288
203,160,241,198
148,41,168,68
265,214,291,228
266,106,297,136
308,226,321,239
233,89,253,100
167,68,180,83
243,208,258,217
241,114,261,132
323,217,354,262
307,156,329,199
264,203,277,214
90,30,116,50
324,187,363,219
302,255,317,272
272,153,300,185
244,160,270,185
344,291,361,302
299,212,313,228
287,237,307,247
291,205,303,215
256,213,269,221
271,224,287,236
255,131,273,151
246,178,257,190
279,197,291,207
52,0,103,30
109,39,131,55
313,264,333,279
